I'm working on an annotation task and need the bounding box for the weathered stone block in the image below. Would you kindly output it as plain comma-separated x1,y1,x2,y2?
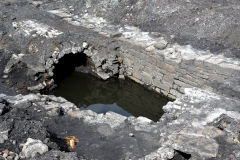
169,89,182,97
123,58,133,67
127,48,143,59
154,40,168,50
142,71,152,85
169,126,223,159
152,69,164,79
179,75,198,86
160,89,169,96
152,77,161,87
154,87,161,93
128,76,144,85
194,60,204,68
145,45,156,52
174,79,193,88
208,73,226,82
203,61,218,72
215,65,234,76
176,68,187,75
156,60,166,69
164,64,175,73
179,87,186,93
143,66,152,74
157,81,171,92
202,85,214,92
164,58,181,66
163,75,174,84
180,59,195,67
132,63,143,80
155,53,165,61
173,84,178,90
167,93,177,99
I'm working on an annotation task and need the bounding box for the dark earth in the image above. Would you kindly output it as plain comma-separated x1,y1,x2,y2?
0,0,240,160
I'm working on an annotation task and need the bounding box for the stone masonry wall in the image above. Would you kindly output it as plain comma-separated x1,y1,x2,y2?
2,5,240,99
43,8,240,99
120,44,239,99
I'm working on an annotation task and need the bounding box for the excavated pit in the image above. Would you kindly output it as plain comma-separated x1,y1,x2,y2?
49,52,170,121
1,1,240,159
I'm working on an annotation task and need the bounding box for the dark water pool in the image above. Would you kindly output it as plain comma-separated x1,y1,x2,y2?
50,72,169,121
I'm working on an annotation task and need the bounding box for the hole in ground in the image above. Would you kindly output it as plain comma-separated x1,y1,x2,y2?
172,150,191,160
52,52,89,84
49,52,170,121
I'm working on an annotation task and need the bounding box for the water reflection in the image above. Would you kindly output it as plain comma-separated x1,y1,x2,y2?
50,72,169,121
80,103,132,117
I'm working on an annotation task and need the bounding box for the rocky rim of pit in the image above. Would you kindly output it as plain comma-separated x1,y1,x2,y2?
0,88,240,160
0,0,240,160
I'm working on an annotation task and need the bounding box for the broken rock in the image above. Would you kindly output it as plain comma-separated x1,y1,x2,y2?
21,138,48,158
145,45,156,52
0,103,6,115
168,126,223,158
154,40,168,50
0,121,11,144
